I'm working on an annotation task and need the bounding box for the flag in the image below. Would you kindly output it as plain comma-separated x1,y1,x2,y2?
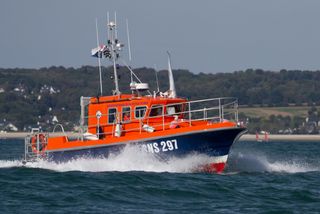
91,45,112,58
91,45,106,58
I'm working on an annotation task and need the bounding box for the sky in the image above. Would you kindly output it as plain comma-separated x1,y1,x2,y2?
1,0,320,73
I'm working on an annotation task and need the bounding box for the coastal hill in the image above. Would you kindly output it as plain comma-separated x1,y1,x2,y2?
0,67,319,133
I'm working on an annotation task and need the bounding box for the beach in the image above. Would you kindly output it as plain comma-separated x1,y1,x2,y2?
0,132,79,139
240,134,320,142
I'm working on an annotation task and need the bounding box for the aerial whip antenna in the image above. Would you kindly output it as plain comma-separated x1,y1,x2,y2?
154,64,160,93
107,11,110,38
126,19,132,61
95,18,103,96
114,11,118,39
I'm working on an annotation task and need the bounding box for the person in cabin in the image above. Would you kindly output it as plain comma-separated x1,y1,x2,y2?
123,112,130,122
170,115,180,129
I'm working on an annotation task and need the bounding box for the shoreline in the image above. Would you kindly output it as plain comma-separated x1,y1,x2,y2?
239,134,320,142
0,132,79,140
0,132,320,142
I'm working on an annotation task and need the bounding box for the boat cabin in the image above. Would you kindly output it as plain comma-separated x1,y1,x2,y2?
86,94,187,138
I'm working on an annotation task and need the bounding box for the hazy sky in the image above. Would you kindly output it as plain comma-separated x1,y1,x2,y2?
1,0,320,73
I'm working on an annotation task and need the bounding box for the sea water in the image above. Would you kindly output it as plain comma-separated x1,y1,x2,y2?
0,139,319,213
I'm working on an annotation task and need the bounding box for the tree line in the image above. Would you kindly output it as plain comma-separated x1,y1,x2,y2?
0,66,320,130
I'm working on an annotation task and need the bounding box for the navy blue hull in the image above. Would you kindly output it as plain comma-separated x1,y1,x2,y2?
46,127,246,162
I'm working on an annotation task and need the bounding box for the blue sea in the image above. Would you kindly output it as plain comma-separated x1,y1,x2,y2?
0,139,319,213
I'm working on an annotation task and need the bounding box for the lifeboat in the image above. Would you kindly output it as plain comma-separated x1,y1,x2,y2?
24,17,246,173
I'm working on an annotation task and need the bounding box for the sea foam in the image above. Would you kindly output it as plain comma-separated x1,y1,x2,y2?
0,145,318,174
227,151,320,173
9,145,213,173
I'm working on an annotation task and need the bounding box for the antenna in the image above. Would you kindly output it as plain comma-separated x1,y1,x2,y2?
107,11,110,38
95,18,103,96
126,19,132,61
114,11,118,39
154,64,160,93
167,51,177,98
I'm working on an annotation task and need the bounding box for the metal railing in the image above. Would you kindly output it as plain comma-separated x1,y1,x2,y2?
80,97,239,139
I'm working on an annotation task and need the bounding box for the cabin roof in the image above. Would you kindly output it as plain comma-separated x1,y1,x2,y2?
90,94,187,106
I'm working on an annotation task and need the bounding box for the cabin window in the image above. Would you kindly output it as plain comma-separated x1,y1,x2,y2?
149,105,163,117
108,108,117,124
122,106,131,122
135,106,147,119
166,104,183,115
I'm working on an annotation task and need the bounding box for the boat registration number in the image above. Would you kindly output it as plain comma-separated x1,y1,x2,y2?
143,139,178,153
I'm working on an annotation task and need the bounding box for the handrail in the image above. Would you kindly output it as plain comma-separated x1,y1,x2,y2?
53,124,66,134
86,97,238,125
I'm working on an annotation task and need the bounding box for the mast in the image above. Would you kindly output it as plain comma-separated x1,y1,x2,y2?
91,13,126,96
107,14,123,95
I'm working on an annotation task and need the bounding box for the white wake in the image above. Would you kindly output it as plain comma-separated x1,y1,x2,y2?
0,146,318,174
227,151,320,173
0,146,213,173
0,160,24,168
